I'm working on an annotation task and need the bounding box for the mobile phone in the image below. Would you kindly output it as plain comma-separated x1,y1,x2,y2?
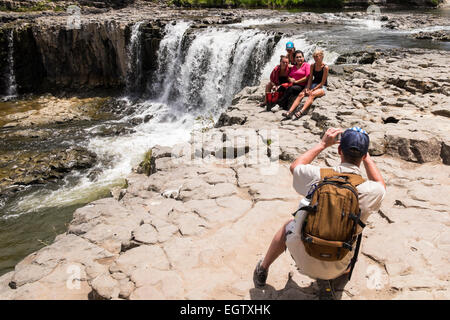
335,133,341,142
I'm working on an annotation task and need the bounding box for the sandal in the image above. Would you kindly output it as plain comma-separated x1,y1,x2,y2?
281,111,293,119
294,110,305,119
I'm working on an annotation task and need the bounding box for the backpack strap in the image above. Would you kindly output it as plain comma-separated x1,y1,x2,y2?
348,233,362,281
320,168,365,187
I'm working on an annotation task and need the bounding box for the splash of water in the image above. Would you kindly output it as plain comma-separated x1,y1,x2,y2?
4,29,17,99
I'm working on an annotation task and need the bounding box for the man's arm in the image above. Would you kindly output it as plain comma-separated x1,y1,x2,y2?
290,128,342,173
363,153,386,189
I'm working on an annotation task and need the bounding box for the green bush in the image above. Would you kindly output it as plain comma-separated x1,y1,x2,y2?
0,0,66,12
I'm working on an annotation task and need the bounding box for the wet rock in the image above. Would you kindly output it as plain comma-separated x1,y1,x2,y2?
129,117,143,126
0,147,97,195
97,124,136,137
143,114,153,123
410,31,450,42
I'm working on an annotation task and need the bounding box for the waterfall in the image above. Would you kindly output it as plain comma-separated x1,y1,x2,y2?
152,24,279,117
5,29,17,98
126,21,144,93
152,21,192,102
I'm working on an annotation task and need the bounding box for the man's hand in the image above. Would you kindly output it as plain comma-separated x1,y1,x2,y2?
321,128,343,149
288,77,295,83
362,153,386,189
290,128,342,173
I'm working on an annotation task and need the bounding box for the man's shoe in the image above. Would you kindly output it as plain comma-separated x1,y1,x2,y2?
253,260,268,288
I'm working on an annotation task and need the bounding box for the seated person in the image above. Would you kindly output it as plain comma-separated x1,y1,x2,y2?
275,50,310,112
259,55,291,108
284,49,328,119
286,41,296,66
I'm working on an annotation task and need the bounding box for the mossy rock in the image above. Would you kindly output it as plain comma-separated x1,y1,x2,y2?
137,149,156,176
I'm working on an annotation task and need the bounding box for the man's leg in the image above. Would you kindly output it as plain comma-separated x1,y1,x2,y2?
254,219,293,287
261,219,293,270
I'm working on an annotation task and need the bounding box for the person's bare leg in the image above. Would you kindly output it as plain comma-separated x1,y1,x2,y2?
261,219,293,270
283,92,305,117
296,89,324,116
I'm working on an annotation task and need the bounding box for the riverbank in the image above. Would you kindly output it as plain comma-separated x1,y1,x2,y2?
0,47,448,300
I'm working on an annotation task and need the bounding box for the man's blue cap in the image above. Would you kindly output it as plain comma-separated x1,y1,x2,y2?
286,41,294,49
340,127,370,157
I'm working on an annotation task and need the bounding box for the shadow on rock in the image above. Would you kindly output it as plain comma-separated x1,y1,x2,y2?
249,272,350,300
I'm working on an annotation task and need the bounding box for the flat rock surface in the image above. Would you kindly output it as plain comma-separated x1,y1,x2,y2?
0,49,449,300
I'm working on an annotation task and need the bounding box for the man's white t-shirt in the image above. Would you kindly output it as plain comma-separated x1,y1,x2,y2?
286,162,386,280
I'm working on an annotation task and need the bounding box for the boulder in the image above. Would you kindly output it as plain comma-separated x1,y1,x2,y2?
386,131,442,163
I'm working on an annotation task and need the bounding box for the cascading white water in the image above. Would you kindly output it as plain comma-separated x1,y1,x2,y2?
126,21,144,93
156,26,276,117
152,21,192,102
5,29,17,99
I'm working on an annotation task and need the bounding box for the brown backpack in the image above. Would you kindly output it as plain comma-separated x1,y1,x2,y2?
298,169,366,278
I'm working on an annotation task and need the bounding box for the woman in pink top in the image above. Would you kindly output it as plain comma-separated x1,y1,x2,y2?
278,50,310,113
259,55,291,108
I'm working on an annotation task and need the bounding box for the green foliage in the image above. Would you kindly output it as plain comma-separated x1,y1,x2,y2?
0,0,65,12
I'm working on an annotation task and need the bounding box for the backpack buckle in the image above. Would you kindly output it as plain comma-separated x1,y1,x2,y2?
343,242,353,251
301,234,313,243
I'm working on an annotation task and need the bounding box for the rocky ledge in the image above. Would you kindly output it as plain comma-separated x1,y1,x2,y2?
410,30,450,41
0,48,449,300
